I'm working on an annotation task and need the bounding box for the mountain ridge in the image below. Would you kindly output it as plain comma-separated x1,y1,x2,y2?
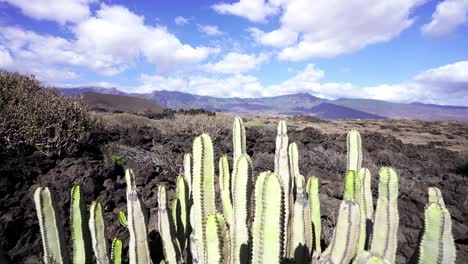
59,86,468,121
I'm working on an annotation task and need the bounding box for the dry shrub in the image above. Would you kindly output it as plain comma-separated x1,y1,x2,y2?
153,113,231,140
0,71,97,155
99,112,154,130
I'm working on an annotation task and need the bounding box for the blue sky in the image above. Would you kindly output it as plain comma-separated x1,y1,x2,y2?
1,0,468,105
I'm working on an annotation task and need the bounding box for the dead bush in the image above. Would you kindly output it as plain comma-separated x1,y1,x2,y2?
0,71,97,156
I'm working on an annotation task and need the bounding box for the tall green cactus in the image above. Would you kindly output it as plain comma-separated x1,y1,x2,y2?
192,134,216,264
34,187,68,264
232,116,247,174
89,201,110,264
343,170,366,254
125,168,152,264
418,187,456,264
306,176,321,254
251,172,284,264
184,153,192,196
289,174,311,262
359,168,374,251
347,130,362,172
158,186,181,264
320,200,361,264
289,142,301,194
274,120,291,256
230,154,253,264
370,167,399,263
172,175,189,248
219,155,233,226
111,238,123,264
70,185,90,264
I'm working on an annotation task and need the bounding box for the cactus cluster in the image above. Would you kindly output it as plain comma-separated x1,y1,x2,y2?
34,117,456,264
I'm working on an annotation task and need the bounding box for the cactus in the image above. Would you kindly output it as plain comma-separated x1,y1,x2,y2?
289,174,311,263
158,186,181,264
70,185,91,264
219,155,233,226
370,167,399,263
343,170,367,254
117,211,127,228
231,154,253,264
307,176,322,254
274,120,291,256
34,187,68,264
125,168,152,264
418,187,455,264
359,168,374,251
205,213,230,263
89,201,110,264
289,142,301,194
251,172,285,264
173,175,189,248
347,130,362,172
232,116,247,174
192,134,216,264
184,153,192,196
320,200,361,264
111,238,123,264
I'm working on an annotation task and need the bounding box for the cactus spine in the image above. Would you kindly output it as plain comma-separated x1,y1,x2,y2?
192,134,216,264
111,238,123,264
251,172,284,263
307,176,322,254
370,167,399,263
219,155,233,226
231,154,253,263
347,130,362,172
158,186,181,264
34,187,68,264
125,168,152,264
418,187,455,264
89,201,110,264
274,120,291,256
70,185,90,264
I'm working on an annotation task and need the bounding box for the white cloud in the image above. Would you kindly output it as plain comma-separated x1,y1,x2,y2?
198,24,225,36
248,27,298,48
218,0,424,60
202,52,269,74
0,45,13,68
212,0,279,23
1,0,96,24
139,73,264,97
421,0,468,37
174,16,189,25
0,4,218,77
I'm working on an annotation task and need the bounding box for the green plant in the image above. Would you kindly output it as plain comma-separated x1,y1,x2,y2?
33,117,457,264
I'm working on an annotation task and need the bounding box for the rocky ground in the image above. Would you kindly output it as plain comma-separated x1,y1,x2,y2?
0,112,467,263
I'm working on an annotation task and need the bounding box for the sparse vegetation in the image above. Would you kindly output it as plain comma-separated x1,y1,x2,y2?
0,72,97,156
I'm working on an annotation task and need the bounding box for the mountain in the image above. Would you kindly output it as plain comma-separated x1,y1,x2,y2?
332,98,468,120
80,92,164,114
58,87,468,121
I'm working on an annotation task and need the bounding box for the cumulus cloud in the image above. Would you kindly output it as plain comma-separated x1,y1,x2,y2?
1,0,96,24
202,52,269,74
421,0,468,37
212,0,279,23
0,45,13,68
174,16,189,25
0,4,218,77
198,24,225,36
218,0,424,60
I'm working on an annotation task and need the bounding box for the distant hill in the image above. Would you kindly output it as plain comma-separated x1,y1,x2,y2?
58,87,468,121
80,92,164,114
